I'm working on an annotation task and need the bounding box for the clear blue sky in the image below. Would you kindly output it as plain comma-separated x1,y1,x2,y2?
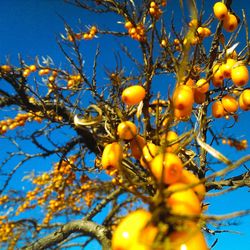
0,1,250,249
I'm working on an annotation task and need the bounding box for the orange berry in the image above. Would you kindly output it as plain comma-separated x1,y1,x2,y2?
1,125,8,133
67,34,74,42
172,85,194,110
130,135,146,160
166,183,202,216
67,79,75,88
197,27,205,38
140,142,159,168
48,76,55,82
101,142,123,170
111,209,156,250
52,70,58,77
179,169,206,201
161,117,170,128
74,33,82,40
196,78,209,94
117,121,137,140
222,138,227,144
174,106,192,120
90,26,97,34
169,223,208,250
1,65,12,72
175,45,181,51
239,89,250,111
150,1,156,8
149,153,183,185
129,242,151,250
221,95,238,113
161,130,179,153
241,89,250,106
212,100,225,118
212,77,224,88
89,30,95,36
185,78,195,87
174,39,180,46
129,27,136,35
189,19,198,28
29,65,37,72
8,123,17,130
122,85,146,106
194,90,206,104
149,7,156,15
213,2,228,20
212,63,224,81
88,33,93,39
38,68,50,76
231,64,249,86
190,36,200,45
137,223,158,248
161,0,167,7
182,38,188,47
161,39,167,47
83,33,89,40
203,27,211,37
124,21,133,29
220,58,236,78
223,13,238,32
23,69,31,78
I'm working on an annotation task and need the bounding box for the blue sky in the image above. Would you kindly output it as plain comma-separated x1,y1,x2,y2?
0,0,250,249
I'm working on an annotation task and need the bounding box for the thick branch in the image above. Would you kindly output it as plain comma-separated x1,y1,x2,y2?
206,171,250,191
22,220,111,250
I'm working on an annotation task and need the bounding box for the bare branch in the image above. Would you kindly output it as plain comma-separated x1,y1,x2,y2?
22,220,111,250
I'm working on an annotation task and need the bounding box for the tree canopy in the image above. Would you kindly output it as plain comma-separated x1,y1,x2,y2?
0,0,250,249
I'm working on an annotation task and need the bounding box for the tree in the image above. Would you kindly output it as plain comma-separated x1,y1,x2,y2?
0,0,250,249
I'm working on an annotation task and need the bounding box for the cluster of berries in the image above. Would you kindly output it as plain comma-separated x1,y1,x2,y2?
0,217,15,243
187,19,212,45
22,64,37,77
67,74,83,89
15,156,79,224
98,84,207,249
0,65,12,73
124,21,146,42
149,1,163,20
67,26,97,42
213,2,238,32
0,112,41,135
0,195,8,205
211,60,249,118
222,138,248,151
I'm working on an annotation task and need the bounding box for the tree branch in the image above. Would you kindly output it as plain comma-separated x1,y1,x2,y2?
206,171,250,192
22,220,111,250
